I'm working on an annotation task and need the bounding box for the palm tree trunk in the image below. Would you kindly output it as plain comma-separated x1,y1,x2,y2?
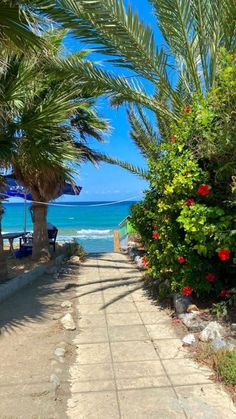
0,203,8,281
31,201,50,260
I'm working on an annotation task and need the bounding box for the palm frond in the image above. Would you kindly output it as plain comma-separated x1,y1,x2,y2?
96,152,148,179
40,0,166,81
0,1,45,52
150,0,202,92
127,106,159,159
48,55,178,120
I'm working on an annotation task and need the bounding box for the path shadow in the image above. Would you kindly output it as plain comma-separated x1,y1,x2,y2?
0,271,76,333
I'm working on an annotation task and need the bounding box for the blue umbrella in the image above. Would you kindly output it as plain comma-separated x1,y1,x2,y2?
1,174,82,232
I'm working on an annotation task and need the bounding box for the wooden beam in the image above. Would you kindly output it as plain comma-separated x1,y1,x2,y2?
113,230,120,253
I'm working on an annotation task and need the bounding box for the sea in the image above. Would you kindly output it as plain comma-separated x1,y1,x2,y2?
2,201,135,253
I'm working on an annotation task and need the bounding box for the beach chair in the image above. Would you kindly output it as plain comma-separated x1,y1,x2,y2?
48,228,58,252
20,228,58,253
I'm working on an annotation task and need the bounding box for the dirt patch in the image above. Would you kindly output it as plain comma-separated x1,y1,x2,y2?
0,259,80,418
3,243,66,281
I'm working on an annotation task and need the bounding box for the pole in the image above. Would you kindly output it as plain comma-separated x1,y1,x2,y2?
113,230,120,253
24,193,27,234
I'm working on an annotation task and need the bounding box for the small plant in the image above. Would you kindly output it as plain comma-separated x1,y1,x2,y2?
211,302,228,319
217,349,236,385
65,240,86,260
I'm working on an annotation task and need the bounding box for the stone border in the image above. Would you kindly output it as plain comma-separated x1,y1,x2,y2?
0,254,65,304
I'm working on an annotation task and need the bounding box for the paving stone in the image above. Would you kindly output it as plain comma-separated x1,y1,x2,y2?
163,358,212,385
116,375,171,390
146,322,179,339
76,343,112,364
175,384,236,418
78,292,104,304
78,314,107,328
135,301,161,312
105,301,138,314
139,311,169,325
71,379,115,392
131,290,148,301
69,363,114,382
104,293,133,303
111,340,158,362
118,388,186,418
108,325,149,342
102,284,129,294
74,327,109,344
107,312,142,326
77,304,104,315
113,360,165,379
67,391,120,419
153,338,187,360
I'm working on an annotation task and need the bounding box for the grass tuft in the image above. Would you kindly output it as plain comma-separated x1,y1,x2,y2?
217,349,236,385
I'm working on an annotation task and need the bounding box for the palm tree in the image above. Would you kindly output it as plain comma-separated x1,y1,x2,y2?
41,0,236,147
0,178,8,280
0,46,109,261
0,0,46,55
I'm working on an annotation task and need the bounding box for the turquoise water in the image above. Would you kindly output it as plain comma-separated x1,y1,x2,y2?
2,202,134,252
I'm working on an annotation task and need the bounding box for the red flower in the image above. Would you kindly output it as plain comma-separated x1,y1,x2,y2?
182,285,193,296
178,256,186,264
142,257,150,269
185,105,191,113
185,198,195,207
219,289,231,298
218,248,231,261
152,231,160,240
205,272,216,282
170,135,176,143
197,184,210,196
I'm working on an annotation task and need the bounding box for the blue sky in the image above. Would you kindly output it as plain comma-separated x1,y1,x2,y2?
12,0,162,203
57,0,161,202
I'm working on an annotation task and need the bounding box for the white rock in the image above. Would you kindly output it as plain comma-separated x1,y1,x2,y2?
60,313,76,331
135,256,144,268
52,313,62,320
199,321,224,342
70,256,80,263
61,300,72,308
182,334,196,345
231,323,236,331
211,337,233,350
50,374,60,390
179,312,205,331
54,347,66,357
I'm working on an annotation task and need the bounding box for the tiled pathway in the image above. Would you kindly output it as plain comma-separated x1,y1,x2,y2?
67,253,236,418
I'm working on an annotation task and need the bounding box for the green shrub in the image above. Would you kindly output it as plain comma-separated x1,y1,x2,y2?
217,349,236,385
65,239,86,260
130,52,236,302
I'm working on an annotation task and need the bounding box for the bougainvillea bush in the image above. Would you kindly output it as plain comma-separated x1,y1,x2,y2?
131,52,236,304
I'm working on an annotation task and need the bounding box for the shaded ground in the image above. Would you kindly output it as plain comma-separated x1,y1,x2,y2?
0,259,80,419
3,243,65,280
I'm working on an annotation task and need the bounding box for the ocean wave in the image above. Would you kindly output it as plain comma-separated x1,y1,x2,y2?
77,229,113,237
58,229,113,241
